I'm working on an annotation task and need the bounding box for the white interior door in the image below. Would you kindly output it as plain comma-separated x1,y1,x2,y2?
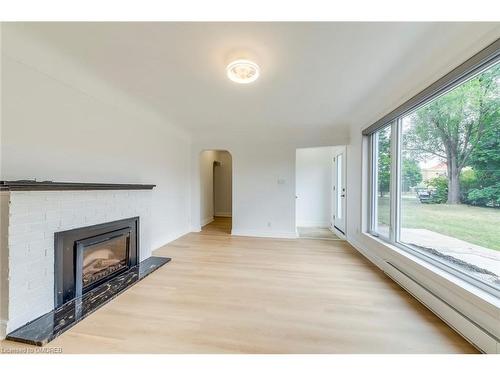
334,152,346,234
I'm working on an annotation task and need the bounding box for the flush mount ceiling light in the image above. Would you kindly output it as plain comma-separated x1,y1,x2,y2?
226,59,260,84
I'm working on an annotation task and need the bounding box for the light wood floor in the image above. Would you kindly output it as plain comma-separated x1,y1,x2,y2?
0,217,477,353
297,226,341,240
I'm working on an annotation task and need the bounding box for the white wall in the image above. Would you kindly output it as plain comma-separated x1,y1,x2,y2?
213,151,232,217
1,27,192,251
191,134,349,238
0,193,8,337
0,25,6,337
0,25,193,338
295,147,334,227
199,150,217,226
193,140,296,237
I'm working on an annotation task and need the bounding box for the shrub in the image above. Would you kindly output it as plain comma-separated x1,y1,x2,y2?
426,176,448,204
460,169,479,204
467,183,500,207
460,169,478,191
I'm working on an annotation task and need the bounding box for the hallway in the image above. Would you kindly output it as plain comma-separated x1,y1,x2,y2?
202,216,232,235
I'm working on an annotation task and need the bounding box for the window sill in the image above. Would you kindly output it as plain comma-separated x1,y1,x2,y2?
368,230,500,298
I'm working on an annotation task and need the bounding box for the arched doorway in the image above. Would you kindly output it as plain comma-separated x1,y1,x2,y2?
199,150,232,234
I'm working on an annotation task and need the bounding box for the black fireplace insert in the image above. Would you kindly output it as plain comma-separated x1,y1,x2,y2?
54,217,139,307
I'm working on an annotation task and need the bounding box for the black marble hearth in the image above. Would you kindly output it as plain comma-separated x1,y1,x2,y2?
6,256,170,346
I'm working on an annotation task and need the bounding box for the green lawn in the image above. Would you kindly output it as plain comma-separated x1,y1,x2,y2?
377,195,500,251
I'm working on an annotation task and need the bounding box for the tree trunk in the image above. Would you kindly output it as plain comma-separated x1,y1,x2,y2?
447,154,461,204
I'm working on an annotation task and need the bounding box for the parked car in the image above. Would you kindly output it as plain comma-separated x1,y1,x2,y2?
416,188,432,203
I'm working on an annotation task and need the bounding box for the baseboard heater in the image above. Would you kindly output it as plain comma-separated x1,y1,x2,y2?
384,261,499,354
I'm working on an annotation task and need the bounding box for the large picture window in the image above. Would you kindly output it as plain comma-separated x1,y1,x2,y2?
368,51,500,294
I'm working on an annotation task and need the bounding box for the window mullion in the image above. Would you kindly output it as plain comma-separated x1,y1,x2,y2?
370,134,378,234
389,121,399,243
394,119,402,244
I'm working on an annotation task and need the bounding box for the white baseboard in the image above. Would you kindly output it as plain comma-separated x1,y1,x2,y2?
296,221,330,228
348,238,499,353
214,212,232,217
231,229,298,239
190,225,202,232
201,216,214,226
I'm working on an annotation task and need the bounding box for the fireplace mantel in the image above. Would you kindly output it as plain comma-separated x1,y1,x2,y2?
0,180,156,191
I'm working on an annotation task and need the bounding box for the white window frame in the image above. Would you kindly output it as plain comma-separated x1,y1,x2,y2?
366,45,500,298
369,121,398,243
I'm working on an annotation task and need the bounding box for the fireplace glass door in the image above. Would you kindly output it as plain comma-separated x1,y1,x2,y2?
76,228,131,294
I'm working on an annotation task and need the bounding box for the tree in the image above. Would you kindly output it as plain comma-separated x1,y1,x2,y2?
377,127,391,197
469,125,500,186
402,158,422,192
403,63,499,204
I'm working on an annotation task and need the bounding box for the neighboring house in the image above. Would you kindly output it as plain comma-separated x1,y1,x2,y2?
421,161,447,181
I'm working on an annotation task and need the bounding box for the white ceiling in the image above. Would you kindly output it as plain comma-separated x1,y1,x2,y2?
4,22,500,142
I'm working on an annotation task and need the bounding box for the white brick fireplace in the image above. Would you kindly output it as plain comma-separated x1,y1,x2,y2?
0,189,153,338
